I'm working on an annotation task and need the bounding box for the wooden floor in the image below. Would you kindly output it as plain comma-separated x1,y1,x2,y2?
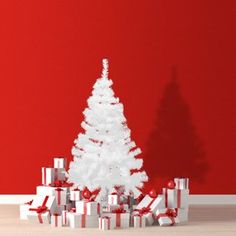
0,205,235,236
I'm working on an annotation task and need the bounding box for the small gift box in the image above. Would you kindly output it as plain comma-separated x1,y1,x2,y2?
51,214,63,227
176,208,189,222
62,208,76,226
54,157,67,169
99,216,113,230
174,178,189,190
102,209,130,229
76,200,100,215
132,207,155,226
70,189,81,201
69,213,99,228
132,214,146,228
30,195,56,214
108,193,120,205
19,200,33,220
156,208,180,226
41,168,66,186
162,188,189,208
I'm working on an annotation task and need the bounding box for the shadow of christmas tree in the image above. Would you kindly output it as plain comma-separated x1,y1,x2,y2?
143,68,209,192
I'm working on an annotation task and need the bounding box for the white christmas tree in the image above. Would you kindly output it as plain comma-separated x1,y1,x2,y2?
68,59,148,199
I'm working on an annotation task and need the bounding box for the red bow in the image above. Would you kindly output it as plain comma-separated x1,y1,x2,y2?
112,208,126,213
29,206,48,214
70,208,76,213
49,180,73,187
165,208,177,218
55,187,64,192
53,213,60,216
25,200,33,205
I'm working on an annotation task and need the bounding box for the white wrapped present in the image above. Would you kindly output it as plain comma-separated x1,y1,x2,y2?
163,188,189,208
156,208,180,226
76,200,100,215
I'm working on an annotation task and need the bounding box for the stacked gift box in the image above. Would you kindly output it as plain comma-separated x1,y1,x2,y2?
19,157,73,225
19,160,189,229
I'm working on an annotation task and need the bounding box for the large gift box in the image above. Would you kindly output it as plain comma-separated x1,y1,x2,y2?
132,214,146,228
76,200,100,215
174,178,189,190
19,200,33,220
70,189,81,201
41,168,66,186
29,195,56,214
36,186,68,206
134,194,165,214
69,213,99,228
102,210,130,229
99,216,114,230
54,157,67,169
51,214,63,227
156,208,180,226
162,188,189,208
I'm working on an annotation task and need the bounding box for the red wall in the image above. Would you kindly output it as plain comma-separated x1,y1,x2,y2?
0,1,235,194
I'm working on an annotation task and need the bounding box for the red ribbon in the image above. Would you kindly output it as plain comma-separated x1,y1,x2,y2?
100,216,111,230
164,188,181,208
25,200,33,205
156,209,177,226
49,180,73,187
55,187,64,205
112,208,126,228
133,207,155,221
53,213,60,227
29,196,49,224
81,214,86,228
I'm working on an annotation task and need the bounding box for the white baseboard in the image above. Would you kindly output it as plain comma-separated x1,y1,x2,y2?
0,194,236,205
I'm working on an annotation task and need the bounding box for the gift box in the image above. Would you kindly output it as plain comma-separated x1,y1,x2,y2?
41,168,66,186
70,189,81,201
163,188,189,208
69,213,99,228
108,204,129,212
132,207,155,226
36,186,69,206
54,157,67,169
30,195,56,214
62,208,76,226
76,200,100,215
99,216,114,230
27,211,51,224
156,208,180,226
102,209,130,229
174,178,189,190
132,214,146,228
19,200,33,220
51,214,63,227
134,194,165,214
108,194,120,205
176,208,189,222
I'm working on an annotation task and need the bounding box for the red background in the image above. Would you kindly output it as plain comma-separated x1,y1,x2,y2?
0,1,235,194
